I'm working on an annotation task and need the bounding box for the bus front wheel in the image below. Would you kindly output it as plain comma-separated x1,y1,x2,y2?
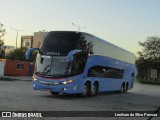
50,92,59,95
120,83,126,93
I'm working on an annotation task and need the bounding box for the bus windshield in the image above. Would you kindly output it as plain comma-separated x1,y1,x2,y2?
39,31,80,56
35,54,71,78
35,52,88,78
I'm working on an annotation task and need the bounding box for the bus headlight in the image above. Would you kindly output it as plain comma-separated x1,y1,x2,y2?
61,80,73,84
32,76,38,81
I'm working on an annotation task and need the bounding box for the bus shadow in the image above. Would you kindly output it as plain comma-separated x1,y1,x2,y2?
41,91,125,99
43,93,88,99
97,91,123,96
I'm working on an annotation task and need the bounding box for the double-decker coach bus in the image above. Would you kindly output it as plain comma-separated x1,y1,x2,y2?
26,31,135,97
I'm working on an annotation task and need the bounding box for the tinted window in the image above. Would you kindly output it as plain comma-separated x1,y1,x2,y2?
40,32,80,56
71,51,88,75
17,64,24,70
88,65,124,79
35,54,72,78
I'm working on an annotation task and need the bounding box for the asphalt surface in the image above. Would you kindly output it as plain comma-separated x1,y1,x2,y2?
0,79,160,120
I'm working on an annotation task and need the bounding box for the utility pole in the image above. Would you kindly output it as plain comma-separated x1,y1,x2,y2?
10,27,24,49
72,23,86,33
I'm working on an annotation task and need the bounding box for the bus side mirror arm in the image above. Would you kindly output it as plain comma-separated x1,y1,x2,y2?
25,48,39,60
66,49,82,62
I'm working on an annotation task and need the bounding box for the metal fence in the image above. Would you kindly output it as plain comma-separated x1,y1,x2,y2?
138,69,160,81
0,61,4,76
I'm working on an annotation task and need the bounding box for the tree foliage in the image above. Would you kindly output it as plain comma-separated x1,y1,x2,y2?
5,47,37,62
5,47,27,61
137,36,160,78
0,23,6,58
138,36,160,61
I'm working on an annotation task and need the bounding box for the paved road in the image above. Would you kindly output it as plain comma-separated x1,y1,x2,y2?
0,80,159,120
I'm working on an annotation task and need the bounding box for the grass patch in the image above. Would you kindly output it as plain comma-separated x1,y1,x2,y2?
138,79,160,85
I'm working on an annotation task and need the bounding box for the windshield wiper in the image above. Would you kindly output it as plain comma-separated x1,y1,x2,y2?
50,74,64,76
46,74,68,78
35,72,48,76
43,65,50,72
35,72,67,78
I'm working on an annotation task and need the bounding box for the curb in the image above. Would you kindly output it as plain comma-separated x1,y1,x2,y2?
0,77,14,81
0,77,32,81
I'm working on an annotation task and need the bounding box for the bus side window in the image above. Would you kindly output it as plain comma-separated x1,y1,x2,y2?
88,65,124,79
88,66,95,77
88,66,104,77
88,66,96,77
88,69,93,77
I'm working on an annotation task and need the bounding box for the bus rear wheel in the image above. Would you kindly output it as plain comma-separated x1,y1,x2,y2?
125,83,129,92
90,83,98,96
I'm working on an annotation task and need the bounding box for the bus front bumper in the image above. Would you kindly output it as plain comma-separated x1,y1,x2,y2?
32,81,82,94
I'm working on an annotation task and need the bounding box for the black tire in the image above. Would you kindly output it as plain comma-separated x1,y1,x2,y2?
81,83,90,97
90,83,98,96
120,83,126,93
125,83,128,92
50,91,59,95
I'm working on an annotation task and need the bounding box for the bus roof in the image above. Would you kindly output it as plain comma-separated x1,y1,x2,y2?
80,32,135,64
41,31,135,64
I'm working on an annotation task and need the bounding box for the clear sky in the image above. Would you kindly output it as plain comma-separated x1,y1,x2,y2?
1,0,160,54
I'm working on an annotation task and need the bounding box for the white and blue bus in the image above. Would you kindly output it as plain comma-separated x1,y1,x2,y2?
26,31,135,97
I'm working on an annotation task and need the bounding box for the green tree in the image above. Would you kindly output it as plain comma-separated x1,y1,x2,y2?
6,47,37,62
137,36,160,79
138,36,160,60
0,23,6,58
6,47,27,61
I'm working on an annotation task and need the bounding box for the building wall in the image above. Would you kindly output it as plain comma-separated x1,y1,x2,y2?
21,36,33,48
33,32,47,48
4,59,34,76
